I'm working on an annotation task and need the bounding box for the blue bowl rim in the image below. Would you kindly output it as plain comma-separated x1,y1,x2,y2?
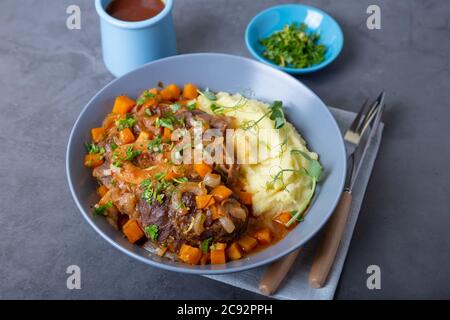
66,52,346,274
245,3,344,74
95,0,173,30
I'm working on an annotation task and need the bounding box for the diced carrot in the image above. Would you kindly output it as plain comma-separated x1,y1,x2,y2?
226,242,242,261
122,219,144,244
212,243,227,250
166,84,181,100
179,244,202,265
238,235,258,253
211,185,233,202
84,154,104,168
149,87,159,95
165,168,181,180
200,253,209,265
165,171,176,180
163,127,172,140
238,191,253,205
97,185,108,197
273,211,296,227
252,228,273,245
210,205,223,220
144,98,158,108
119,128,135,144
196,195,216,209
160,87,173,101
142,89,161,107
91,127,105,143
112,95,135,114
194,162,212,178
136,131,150,146
183,83,199,99
210,249,226,264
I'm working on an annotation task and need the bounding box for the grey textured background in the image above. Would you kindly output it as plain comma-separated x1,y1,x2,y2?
0,0,449,299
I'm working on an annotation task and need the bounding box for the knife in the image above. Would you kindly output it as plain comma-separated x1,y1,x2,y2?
308,92,385,288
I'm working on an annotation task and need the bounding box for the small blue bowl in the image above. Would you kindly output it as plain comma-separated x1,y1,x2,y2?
245,4,344,74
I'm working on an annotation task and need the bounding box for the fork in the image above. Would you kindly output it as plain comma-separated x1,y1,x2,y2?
259,93,385,294
309,92,385,288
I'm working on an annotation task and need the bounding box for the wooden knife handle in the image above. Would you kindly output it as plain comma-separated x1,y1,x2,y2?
259,249,301,296
309,191,352,288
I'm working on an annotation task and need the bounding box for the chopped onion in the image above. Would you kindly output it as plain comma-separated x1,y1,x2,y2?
116,193,137,217
203,173,221,188
219,216,235,233
193,213,206,235
219,199,248,221
229,207,247,220
171,182,206,215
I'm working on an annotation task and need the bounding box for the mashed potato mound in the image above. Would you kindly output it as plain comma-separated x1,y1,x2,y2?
197,92,319,219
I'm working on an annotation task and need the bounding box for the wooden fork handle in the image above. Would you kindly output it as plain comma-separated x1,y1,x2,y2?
259,249,301,296
309,191,352,288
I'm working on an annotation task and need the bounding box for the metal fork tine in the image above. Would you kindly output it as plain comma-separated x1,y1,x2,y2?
348,98,369,133
357,99,379,134
359,92,385,137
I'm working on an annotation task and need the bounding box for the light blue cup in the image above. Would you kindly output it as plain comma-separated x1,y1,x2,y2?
95,0,177,77
246,4,344,74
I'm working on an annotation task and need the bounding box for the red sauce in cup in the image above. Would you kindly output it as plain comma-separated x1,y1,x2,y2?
106,0,165,22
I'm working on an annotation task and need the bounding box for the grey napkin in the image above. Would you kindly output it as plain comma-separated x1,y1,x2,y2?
205,107,384,300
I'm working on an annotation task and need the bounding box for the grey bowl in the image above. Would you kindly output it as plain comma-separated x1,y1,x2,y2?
66,53,346,274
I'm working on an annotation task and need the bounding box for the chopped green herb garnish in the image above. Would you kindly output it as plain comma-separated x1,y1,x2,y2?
142,187,154,203
281,149,323,227
93,201,113,216
136,97,146,106
173,177,188,184
201,237,212,253
117,114,136,130
85,143,101,154
141,178,152,188
179,116,187,127
122,146,142,161
269,100,285,129
242,100,285,130
137,91,155,106
156,193,164,204
148,136,164,153
171,102,181,112
260,23,326,69
186,101,197,111
112,151,122,168
145,224,159,241
291,150,322,182
156,115,176,130
110,142,118,151
112,161,122,168
141,175,171,206
154,172,167,181
210,103,225,114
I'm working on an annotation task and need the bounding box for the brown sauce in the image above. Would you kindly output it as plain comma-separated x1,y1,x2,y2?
106,0,165,22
